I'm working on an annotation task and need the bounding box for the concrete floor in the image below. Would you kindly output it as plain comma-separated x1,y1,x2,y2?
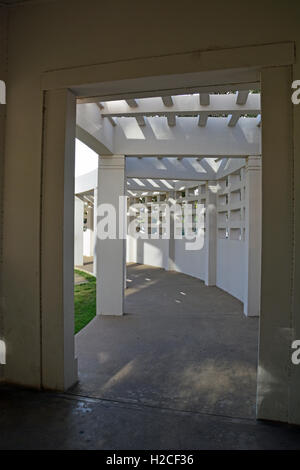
1,263,300,449
1,385,300,450
71,263,259,420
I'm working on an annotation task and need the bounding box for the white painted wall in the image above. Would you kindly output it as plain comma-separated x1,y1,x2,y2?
126,236,206,280
127,236,169,270
126,235,247,304
216,239,245,302
173,238,206,280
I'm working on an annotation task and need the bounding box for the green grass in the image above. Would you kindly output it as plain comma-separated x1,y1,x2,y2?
74,269,96,334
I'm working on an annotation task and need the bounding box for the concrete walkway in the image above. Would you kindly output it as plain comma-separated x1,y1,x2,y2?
1,265,300,449
71,263,259,420
76,256,94,275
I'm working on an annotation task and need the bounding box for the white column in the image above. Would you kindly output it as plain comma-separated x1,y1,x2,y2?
83,204,94,257
93,187,97,275
244,156,262,316
96,156,125,315
205,181,217,286
74,196,84,266
257,66,293,423
167,191,176,271
126,197,136,263
40,88,77,391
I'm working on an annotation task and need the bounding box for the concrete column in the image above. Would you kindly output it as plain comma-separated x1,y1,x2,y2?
96,156,125,315
244,156,261,316
257,66,294,423
167,191,176,271
93,187,97,275
205,181,217,286
74,196,84,266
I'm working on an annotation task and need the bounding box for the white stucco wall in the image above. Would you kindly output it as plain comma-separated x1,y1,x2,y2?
127,233,246,304
173,238,206,280
127,236,207,281
127,236,169,270
216,239,245,302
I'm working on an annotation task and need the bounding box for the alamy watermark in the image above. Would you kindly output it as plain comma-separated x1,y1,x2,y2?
97,197,205,251
291,80,300,105
290,81,300,365
0,80,6,105
291,340,300,365
0,339,5,364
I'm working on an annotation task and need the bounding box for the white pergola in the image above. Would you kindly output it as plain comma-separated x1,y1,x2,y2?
75,89,261,203
76,91,261,160
75,157,246,196
74,89,262,322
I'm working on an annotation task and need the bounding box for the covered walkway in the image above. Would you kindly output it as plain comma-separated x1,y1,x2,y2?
71,263,258,420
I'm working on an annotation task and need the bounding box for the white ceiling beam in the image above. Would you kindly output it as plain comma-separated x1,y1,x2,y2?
256,114,261,127
74,157,257,196
198,113,208,127
236,90,249,105
113,117,260,156
162,96,173,107
126,157,220,181
135,115,146,127
107,116,116,127
227,113,241,127
77,104,261,158
127,178,176,191
167,113,176,127
199,93,210,106
98,94,260,118
126,99,138,108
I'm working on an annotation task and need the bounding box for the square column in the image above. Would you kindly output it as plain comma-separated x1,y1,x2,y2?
167,191,176,271
96,156,126,315
126,196,137,264
93,187,97,275
83,203,94,257
244,156,262,316
74,196,84,266
40,89,77,391
205,181,217,286
257,66,294,423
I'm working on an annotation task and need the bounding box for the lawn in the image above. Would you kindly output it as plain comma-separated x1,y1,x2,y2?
74,269,96,334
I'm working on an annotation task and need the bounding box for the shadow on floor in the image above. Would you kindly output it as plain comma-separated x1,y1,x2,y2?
1,384,300,449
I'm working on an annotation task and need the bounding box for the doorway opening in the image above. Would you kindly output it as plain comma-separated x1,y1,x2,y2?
71,86,261,420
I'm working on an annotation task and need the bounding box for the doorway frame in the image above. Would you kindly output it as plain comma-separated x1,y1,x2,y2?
40,41,297,423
